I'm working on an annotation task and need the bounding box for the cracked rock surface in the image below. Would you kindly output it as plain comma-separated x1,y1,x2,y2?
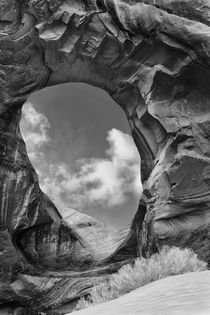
0,0,210,314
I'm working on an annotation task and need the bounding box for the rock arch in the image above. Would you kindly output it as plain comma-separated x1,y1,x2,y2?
0,0,210,313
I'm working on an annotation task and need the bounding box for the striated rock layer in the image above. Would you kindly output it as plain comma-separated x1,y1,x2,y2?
0,0,210,313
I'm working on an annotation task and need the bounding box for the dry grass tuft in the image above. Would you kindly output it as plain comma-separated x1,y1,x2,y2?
75,246,207,310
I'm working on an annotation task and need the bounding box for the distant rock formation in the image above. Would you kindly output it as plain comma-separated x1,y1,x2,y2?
64,209,129,260
0,0,210,314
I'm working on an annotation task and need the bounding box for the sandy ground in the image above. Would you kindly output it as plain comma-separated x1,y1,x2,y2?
70,271,210,315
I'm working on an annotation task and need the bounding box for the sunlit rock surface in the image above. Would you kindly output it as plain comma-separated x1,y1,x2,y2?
64,209,129,260
0,0,210,313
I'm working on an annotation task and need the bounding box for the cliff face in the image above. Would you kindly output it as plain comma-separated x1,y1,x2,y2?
0,0,210,314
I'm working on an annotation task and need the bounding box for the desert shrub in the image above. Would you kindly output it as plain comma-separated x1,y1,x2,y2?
75,246,207,310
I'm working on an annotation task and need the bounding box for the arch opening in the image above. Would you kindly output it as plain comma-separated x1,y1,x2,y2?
0,0,210,312
20,83,142,229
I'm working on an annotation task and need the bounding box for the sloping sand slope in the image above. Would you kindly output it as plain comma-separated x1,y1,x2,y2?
71,271,210,315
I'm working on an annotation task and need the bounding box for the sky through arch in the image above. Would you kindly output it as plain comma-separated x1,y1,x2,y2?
20,83,142,228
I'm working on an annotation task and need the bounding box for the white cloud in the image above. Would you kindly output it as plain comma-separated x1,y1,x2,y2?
20,103,141,215
20,102,51,160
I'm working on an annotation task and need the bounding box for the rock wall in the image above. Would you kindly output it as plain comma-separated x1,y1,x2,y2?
0,0,210,313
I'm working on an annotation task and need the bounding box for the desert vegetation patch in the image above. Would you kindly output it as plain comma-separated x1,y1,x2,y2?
75,246,207,310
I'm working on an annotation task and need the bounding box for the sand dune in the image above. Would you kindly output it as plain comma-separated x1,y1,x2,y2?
71,271,210,315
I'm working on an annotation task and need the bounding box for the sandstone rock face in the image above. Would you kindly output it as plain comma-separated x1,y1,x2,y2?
0,0,210,314
64,209,129,260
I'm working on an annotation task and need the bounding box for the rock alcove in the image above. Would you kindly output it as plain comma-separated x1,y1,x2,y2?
0,0,210,314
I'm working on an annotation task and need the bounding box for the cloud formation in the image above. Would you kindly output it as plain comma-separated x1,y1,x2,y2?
21,102,51,160
20,103,141,214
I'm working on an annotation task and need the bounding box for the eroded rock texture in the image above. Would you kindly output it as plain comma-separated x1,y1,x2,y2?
0,0,210,313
